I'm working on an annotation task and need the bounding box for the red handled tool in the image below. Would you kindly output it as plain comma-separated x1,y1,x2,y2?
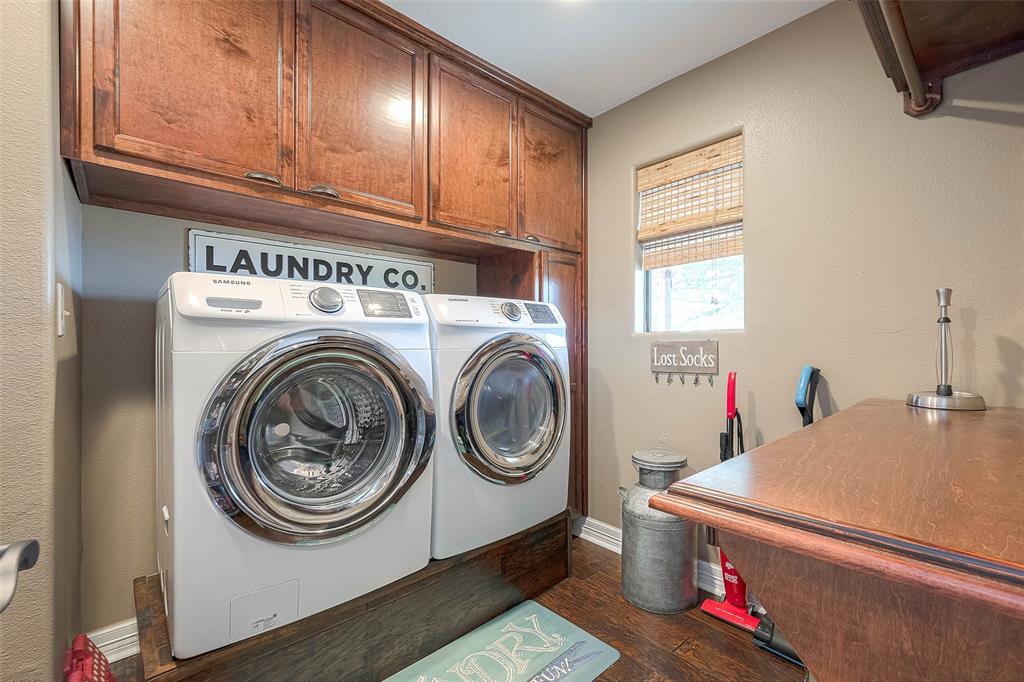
699,372,760,633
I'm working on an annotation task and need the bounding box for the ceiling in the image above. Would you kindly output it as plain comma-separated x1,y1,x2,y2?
386,0,829,117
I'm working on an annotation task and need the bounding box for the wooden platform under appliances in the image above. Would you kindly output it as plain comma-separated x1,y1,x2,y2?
133,512,571,681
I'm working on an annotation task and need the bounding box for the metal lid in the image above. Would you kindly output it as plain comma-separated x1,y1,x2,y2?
631,449,687,472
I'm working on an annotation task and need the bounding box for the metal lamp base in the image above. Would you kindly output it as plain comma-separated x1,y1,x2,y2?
906,391,987,411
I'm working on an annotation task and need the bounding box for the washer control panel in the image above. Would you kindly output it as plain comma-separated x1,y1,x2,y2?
170,273,427,323
285,282,423,320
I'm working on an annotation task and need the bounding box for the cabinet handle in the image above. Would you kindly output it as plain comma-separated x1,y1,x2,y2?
523,234,541,243
309,184,341,199
494,229,511,236
244,171,282,186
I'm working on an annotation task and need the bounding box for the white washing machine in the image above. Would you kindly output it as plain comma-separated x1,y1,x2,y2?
156,272,435,658
424,295,570,559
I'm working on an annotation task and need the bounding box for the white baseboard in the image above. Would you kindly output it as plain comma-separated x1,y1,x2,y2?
87,618,139,663
577,516,725,598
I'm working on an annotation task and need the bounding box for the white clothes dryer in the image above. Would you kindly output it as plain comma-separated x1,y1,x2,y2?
424,295,570,559
156,272,435,657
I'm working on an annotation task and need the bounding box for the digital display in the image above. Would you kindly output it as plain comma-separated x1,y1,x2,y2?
525,303,557,324
357,290,412,318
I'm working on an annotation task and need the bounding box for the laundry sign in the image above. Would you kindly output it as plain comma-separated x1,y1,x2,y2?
650,339,719,375
188,229,434,292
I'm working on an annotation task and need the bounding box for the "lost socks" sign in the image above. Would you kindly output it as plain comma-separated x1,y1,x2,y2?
188,229,434,292
650,339,719,375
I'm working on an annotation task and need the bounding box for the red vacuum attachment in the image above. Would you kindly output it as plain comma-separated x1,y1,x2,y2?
700,549,760,632
699,371,760,633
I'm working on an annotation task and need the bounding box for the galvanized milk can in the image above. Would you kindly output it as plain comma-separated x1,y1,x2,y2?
618,449,698,613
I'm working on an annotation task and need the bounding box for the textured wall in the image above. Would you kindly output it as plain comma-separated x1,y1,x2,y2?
586,2,1024,538
0,0,83,679
79,208,477,629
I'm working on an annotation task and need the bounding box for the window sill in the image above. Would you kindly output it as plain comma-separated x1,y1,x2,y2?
630,328,745,340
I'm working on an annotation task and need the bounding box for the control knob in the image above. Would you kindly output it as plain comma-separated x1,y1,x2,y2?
500,302,522,321
309,287,344,313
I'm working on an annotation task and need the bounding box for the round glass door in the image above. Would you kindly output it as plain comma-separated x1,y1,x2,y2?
452,334,567,485
198,331,434,544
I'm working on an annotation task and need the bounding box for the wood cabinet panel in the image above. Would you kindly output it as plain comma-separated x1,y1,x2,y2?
519,103,584,252
429,57,517,236
93,0,293,184
542,253,586,515
297,1,424,218
545,256,579,370
475,251,542,300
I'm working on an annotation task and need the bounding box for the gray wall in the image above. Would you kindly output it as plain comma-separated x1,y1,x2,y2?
586,1,1024,540
0,0,83,678
79,207,476,630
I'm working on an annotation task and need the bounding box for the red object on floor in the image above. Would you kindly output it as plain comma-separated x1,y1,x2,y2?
63,634,117,682
699,549,760,633
700,597,761,633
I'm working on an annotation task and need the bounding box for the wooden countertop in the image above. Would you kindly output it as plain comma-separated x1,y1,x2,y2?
652,399,1024,587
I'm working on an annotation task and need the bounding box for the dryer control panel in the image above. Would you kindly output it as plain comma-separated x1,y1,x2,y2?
424,294,565,329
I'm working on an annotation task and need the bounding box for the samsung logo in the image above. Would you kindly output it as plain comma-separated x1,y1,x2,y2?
212,279,252,286
447,297,470,302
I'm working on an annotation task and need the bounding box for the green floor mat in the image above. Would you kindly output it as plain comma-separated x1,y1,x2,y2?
386,600,620,681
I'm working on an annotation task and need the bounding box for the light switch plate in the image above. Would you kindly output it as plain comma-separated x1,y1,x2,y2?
56,282,67,337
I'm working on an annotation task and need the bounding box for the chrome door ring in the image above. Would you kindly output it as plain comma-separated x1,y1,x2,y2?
197,330,434,544
451,333,566,485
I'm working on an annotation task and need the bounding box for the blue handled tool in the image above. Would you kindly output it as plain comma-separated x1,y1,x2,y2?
795,364,820,427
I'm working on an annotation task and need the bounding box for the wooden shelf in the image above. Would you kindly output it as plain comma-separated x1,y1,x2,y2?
857,1,1024,116
69,159,537,263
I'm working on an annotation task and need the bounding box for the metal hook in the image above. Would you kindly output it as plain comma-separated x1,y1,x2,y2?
667,373,674,385
708,375,714,387
679,373,686,387
654,372,660,384
693,374,700,386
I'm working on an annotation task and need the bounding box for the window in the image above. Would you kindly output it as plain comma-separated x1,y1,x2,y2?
637,134,744,332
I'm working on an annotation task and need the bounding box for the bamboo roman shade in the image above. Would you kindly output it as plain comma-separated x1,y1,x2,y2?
637,134,744,270
641,222,743,270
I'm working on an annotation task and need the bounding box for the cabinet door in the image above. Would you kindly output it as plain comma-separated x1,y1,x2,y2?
429,57,517,237
92,0,293,185
297,1,425,218
543,253,586,515
519,103,584,252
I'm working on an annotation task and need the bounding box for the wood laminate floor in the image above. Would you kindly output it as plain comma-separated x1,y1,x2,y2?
538,540,803,681
112,538,803,681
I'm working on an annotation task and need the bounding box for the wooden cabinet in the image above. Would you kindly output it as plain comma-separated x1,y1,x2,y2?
429,57,517,237
92,0,294,185
70,0,587,255
296,1,425,218
64,0,590,515
541,252,587,516
518,103,584,252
